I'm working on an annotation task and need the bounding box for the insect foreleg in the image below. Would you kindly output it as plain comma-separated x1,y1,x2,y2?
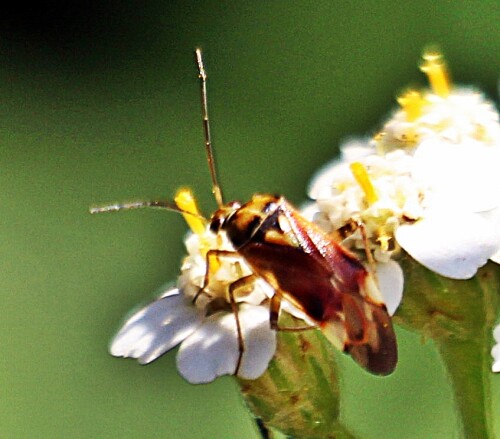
192,249,239,304
194,248,260,376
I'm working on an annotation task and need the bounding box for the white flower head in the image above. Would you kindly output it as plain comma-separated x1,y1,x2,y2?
110,189,277,384
375,52,500,152
376,88,500,151
307,51,500,314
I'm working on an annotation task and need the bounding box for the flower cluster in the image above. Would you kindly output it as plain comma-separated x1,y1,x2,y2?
306,51,500,370
109,190,278,384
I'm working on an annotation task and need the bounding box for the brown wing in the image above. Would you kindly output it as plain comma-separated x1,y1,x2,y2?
282,203,397,375
338,294,397,375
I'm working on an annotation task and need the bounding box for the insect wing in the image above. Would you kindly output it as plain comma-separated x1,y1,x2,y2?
340,293,398,375
284,203,398,374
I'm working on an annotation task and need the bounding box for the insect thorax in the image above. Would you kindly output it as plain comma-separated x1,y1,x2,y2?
215,194,289,250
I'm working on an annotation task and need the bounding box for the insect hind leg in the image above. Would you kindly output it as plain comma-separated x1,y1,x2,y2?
270,294,318,332
227,274,259,376
334,218,379,282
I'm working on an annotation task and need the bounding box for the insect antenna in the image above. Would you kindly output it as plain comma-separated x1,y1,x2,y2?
89,200,205,220
195,48,224,208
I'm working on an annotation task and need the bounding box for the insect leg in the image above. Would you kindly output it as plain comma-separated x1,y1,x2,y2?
269,293,281,330
270,294,318,332
227,274,259,376
334,218,379,282
192,248,260,376
192,249,239,304
356,220,379,284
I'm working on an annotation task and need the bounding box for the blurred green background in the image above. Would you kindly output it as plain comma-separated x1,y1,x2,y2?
0,1,499,438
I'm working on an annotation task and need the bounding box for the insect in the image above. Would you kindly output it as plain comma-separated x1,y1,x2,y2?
94,49,397,376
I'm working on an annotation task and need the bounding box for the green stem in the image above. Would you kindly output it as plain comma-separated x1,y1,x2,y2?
436,337,494,438
396,257,500,438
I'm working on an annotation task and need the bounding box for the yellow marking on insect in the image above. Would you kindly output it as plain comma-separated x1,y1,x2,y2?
350,162,378,205
397,90,426,122
420,50,450,98
174,188,206,235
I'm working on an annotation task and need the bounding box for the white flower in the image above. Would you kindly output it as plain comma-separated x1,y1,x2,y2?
110,227,277,384
308,141,413,313
308,127,500,311
377,88,500,151
313,140,500,273
491,324,500,373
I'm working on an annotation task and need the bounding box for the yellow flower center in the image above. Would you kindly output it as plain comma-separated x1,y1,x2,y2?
420,50,450,98
350,162,378,205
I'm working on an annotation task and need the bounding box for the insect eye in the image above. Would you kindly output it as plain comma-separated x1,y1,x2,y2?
209,214,225,233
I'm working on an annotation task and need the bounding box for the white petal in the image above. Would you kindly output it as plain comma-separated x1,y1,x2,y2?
491,343,500,372
280,297,316,325
176,305,276,384
480,207,500,263
412,140,500,212
375,260,404,316
308,140,374,199
494,324,500,343
109,288,204,364
300,202,319,222
237,307,277,379
308,159,342,200
491,251,500,264
340,140,375,162
395,210,498,279
241,279,275,304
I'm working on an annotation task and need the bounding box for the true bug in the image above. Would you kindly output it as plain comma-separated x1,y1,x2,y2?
95,49,397,376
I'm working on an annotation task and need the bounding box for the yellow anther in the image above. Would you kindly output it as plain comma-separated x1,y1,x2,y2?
174,188,206,235
377,230,391,252
474,124,488,143
397,90,426,121
420,50,450,98
373,131,384,142
350,162,378,205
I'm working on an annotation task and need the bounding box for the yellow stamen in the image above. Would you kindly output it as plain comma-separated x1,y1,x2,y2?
420,50,450,97
174,188,206,235
350,162,378,205
377,229,391,252
397,90,425,121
